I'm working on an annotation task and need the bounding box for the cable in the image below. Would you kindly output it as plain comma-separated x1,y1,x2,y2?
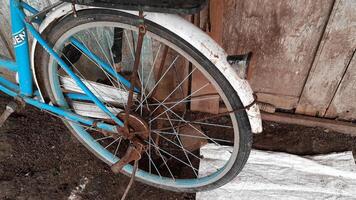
121,160,139,200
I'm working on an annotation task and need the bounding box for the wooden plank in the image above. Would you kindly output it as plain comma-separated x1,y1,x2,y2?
207,0,224,45
296,0,356,117
71,101,122,119
190,70,220,114
325,52,356,120
60,76,134,104
0,0,14,62
222,0,334,109
262,112,356,137
256,92,299,110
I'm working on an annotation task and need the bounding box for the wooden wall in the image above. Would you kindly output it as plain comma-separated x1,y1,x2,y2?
207,0,355,122
296,0,356,120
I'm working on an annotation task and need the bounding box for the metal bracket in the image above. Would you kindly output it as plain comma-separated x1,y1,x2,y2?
227,52,253,79
25,1,64,23
71,0,78,18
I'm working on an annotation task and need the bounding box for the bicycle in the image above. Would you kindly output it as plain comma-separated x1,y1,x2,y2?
0,0,262,192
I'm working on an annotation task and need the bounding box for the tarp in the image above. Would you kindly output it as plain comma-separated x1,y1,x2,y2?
197,144,356,200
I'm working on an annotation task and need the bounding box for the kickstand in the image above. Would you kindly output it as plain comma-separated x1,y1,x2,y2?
121,160,139,200
0,100,25,127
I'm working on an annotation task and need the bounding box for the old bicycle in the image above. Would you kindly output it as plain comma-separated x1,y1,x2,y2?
0,0,262,192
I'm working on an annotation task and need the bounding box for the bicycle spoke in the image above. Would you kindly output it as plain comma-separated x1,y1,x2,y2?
150,97,223,147
149,83,210,123
164,112,198,177
105,137,122,149
150,67,197,115
87,29,114,68
113,137,123,159
147,95,221,106
144,150,162,178
145,140,199,173
156,118,233,129
143,44,162,93
74,36,128,96
151,130,222,171
136,55,180,111
95,135,113,142
59,52,119,109
148,137,176,181
153,130,233,144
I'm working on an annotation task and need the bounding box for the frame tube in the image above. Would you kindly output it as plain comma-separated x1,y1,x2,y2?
0,77,19,91
0,58,18,72
11,0,33,96
20,2,39,14
15,7,124,126
70,38,136,91
0,80,118,133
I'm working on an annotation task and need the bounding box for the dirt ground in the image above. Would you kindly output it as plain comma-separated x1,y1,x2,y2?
0,94,355,200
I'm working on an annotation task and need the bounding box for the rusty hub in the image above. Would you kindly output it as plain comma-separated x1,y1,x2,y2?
111,113,150,174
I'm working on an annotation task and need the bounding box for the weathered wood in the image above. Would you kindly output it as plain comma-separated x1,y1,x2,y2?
256,92,299,110
296,0,356,117
207,0,224,45
0,0,18,80
0,0,14,65
61,76,134,104
325,52,356,120
262,112,356,137
71,101,122,119
190,70,220,114
222,0,334,110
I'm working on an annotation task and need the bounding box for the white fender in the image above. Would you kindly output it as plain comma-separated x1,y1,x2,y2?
31,3,262,133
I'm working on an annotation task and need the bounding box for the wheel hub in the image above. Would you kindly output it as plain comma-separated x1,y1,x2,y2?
118,113,150,141
111,113,150,174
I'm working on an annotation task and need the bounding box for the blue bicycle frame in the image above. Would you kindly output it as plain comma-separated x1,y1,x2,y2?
0,0,134,133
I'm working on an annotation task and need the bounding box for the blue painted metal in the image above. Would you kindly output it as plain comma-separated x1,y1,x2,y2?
66,93,91,101
0,80,118,133
20,2,39,14
0,2,39,73
20,2,42,25
24,97,118,133
0,82,17,97
0,58,18,72
0,76,40,97
70,37,138,92
16,10,124,127
11,0,33,96
0,77,20,92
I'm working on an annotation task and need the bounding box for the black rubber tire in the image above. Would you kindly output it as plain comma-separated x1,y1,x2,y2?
34,9,253,192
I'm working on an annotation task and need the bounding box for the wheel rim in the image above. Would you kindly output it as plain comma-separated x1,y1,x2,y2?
46,18,241,189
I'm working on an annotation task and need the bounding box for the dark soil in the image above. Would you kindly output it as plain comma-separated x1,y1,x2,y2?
0,95,194,200
0,94,355,199
254,121,356,155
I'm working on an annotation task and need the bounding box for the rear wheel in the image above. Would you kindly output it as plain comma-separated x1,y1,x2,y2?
35,9,252,192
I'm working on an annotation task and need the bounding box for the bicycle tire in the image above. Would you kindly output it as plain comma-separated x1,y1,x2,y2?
35,9,252,192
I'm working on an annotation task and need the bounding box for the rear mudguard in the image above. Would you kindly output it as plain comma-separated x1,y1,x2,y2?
31,3,262,133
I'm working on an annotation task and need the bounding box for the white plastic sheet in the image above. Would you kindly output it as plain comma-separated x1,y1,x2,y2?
197,144,356,200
